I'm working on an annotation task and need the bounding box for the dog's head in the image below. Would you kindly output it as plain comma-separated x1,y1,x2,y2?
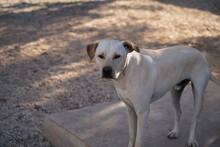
86,39,139,79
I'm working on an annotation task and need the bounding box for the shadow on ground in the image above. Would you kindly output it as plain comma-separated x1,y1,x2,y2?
156,0,220,15
0,1,112,47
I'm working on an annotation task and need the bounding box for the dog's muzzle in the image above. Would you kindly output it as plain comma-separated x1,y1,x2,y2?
102,66,113,79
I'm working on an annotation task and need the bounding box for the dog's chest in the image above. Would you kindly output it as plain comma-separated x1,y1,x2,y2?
114,83,133,106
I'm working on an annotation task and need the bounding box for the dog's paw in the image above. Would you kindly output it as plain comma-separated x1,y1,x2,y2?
128,142,134,147
167,131,179,139
187,140,199,147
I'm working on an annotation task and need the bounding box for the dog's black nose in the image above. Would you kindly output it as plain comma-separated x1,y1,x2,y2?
102,66,113,79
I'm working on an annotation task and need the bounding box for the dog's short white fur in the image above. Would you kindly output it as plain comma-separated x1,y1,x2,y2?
87,39,219,147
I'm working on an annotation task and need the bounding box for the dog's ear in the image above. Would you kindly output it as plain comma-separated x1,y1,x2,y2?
122,41,140,53
86,42,99,60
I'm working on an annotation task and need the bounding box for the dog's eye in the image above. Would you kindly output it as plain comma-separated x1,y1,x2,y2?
113,54,121,59
98,54,105,59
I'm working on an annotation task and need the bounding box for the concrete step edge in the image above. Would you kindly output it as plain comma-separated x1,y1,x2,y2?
40,113,91,147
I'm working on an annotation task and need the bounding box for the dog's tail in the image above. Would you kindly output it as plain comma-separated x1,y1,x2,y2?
210,72,220,86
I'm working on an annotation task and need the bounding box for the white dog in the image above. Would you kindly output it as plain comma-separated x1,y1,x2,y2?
86,39,219,147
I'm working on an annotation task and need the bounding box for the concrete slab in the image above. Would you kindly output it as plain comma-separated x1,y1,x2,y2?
40,82,220,147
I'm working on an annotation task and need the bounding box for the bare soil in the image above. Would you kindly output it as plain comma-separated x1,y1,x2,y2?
0,0,219,146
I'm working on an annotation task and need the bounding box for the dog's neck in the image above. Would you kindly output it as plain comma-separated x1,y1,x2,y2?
114,55,128,81
112,60,128,90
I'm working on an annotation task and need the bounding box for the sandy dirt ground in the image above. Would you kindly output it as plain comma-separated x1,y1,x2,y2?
0,0,220,146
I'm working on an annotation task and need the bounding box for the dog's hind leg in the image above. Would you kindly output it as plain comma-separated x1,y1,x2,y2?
168,79,190,139
188,76,208,147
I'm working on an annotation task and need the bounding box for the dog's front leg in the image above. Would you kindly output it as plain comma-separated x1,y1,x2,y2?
126,105,137,147
134,101,150,147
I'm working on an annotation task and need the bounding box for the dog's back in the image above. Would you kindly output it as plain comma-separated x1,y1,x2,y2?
141,45,204,61
140,45,209,74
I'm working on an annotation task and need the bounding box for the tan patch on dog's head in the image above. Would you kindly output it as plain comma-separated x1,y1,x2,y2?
86,42,99,60
122,41,140,53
